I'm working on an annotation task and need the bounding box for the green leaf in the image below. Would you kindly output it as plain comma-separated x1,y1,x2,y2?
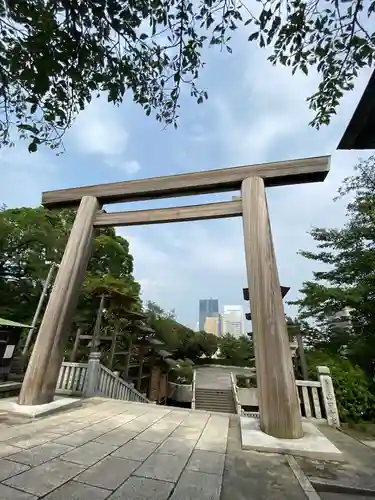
28,141,37,153
248,32,259,42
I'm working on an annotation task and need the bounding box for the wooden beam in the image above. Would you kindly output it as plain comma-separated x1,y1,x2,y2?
42,155,330,208
94,200,242,227
19,196,99,405
242,176,303,439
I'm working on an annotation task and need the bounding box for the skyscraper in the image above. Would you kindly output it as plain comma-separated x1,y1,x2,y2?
199,298,219,331
222,305,244,338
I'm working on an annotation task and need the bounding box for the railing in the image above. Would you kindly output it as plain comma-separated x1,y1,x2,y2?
56,354,150,404
56,362,87,395
296,380,324,420
241,366,340,427
97,364,150,403
230,372,242,415
191,369,196,410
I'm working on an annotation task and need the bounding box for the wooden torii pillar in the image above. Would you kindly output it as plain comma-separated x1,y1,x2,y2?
242,177,302,438
18,155,330,440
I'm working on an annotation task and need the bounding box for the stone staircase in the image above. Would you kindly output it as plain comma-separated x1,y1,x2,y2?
194,387,236,414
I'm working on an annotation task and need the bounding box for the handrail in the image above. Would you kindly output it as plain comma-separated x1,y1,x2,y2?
191,369,196,410
98,364,151,403
230,372,242,415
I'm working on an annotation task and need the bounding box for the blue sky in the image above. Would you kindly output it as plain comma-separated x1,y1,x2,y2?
0,27,372,329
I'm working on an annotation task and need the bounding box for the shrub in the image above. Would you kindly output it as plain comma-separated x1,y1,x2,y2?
306,350,374,423
170,358,194,384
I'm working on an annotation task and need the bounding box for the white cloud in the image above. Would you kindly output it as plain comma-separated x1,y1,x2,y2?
72,98,129,156
105,158,141,176
0,147,59,208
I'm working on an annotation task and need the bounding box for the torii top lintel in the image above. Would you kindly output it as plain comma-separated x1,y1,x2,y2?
42,155,330,208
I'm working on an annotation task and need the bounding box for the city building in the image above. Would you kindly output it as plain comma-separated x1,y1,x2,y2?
222,305,244,338
203,315,221,337
198,298,219,331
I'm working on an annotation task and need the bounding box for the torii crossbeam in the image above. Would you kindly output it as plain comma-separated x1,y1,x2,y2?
19,155,330,440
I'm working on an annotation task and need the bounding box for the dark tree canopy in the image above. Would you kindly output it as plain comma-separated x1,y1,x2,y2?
0,0,373,152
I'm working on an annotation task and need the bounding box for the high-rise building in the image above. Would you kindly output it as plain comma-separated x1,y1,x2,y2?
222,305,244,338
204,315,222,337
199,298,219,331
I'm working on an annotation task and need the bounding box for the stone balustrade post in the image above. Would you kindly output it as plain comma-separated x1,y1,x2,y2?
317,365,340,427
84,352,101,397
113,371,120,399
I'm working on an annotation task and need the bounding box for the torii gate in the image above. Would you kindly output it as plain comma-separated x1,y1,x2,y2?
18,155,330,440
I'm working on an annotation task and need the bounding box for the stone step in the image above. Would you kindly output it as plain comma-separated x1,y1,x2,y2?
195,395,233,401
195,398,234,405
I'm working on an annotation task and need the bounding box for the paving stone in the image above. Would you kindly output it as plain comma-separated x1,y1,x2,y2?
171,426,203,440
187,450,225,475
0,459,30,481
7,442,73,466
111,439,159,461
169,470,222,500
181,415,210,429
49,421,90,435
0,483,37,500
61,441,118,466
133,451,190,482
136,429,171,443
196,436,227,453
43,480,111,500
105,414,139,426
122,418,154,432
157,437,196,456
149,420,178,432
54,428,107,446
76,456,140,490
8,432,61,449
3,458,86,497
0,443,22,458
94,428,137,446
107,476,174,500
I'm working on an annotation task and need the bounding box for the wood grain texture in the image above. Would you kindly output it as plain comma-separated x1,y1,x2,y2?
241,176,303,439
43,155,330,208
94,200,242,227
18,196,99,405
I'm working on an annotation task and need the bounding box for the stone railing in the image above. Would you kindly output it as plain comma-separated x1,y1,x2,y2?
230,372,242,415
241,365,340,427
56,352,150,404
56,362,87,395
191,369,196,410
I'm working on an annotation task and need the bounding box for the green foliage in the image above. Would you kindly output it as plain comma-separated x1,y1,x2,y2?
0,205,140,343
291,155,375,377
145,301,218,362
236,374,256,388
246,0,375,128
170,358,194,384
306,350,374,423
1,0,371,150
217,334,254,366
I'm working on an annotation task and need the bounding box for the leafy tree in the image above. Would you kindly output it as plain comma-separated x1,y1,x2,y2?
291,155,375,377
196,331,218,358
0,206,71,322
1,0,371,152
245,0,375,128
218,334,254,366
0,206,140,343
170,358,194,384
306,350,374,422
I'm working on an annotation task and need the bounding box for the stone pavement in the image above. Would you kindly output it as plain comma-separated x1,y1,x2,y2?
195,367,232,390
2,397,371,500
0,397,231,499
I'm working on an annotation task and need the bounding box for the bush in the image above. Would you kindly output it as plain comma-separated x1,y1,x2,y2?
306,350,374,423
170,358,194,384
